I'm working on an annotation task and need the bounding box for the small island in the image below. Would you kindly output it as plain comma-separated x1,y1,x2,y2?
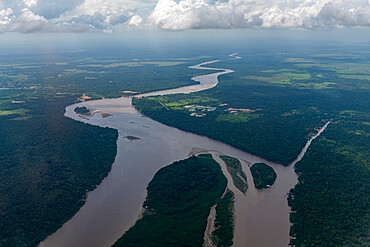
220,155,248,194
250,163,277,189
74,106,90,115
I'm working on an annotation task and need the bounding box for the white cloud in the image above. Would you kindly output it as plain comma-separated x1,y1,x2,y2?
23,0,37,8
128,14,144,28
10,8,47,33
149,0,246,30
149,0,370,30
0,8,14,31
53,0,143,32
316,2,370,27
0,0,369,32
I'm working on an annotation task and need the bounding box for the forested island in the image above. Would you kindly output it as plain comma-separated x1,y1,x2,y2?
250,163,277,189
74,106,90,115
220,155,247,194
113,155,227,247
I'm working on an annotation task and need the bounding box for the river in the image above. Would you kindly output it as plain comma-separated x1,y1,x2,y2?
39,57,329,247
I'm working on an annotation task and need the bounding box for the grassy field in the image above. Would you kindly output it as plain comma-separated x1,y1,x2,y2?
0,108,29,116
78,61,187,68
216,113,259,123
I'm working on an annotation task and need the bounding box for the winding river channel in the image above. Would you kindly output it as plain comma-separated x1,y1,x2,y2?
39,57,329,247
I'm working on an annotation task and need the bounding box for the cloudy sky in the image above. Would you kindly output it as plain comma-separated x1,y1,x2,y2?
0,0,369,32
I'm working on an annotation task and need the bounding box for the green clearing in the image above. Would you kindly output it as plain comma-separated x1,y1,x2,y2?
329,63,370,74
63,69,102,74
170,56,211,61
79,61,186,68
242,71,342,89
261,69,299,73
0,63,43,68
157,95,220,110
9,115,32,121
310,54,363,58
283,72,311,80
293,62,370,75
243,72,311,86
339,74,370,81
285,58,317,63
13,65,43,69
243,75,291,85
295,81,337,89
216,113,259,123
113,155,227,247
0,73,29,80
0,108,29,116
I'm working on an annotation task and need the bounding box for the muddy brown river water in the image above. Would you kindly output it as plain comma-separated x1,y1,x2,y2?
39,58,329,247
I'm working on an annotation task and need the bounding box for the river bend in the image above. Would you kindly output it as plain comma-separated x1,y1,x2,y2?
40,58,328,247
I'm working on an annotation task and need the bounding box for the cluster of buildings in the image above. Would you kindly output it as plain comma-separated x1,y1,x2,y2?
184,105,217,112
184,103,255,118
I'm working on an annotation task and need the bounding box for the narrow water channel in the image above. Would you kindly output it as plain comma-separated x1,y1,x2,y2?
39,58,329,247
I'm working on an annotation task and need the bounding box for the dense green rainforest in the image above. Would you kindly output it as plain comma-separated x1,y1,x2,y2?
0,41,368,247
0,94,118,246
289,116,370,246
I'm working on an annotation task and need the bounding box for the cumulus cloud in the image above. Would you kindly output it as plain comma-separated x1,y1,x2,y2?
149,0,246,29
53,0,143,32
316,2,370,27
128,14,144,28
0,0,147,32
0,0,369,32
23,0,37,8
149,0,370,29
0,8,14,31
